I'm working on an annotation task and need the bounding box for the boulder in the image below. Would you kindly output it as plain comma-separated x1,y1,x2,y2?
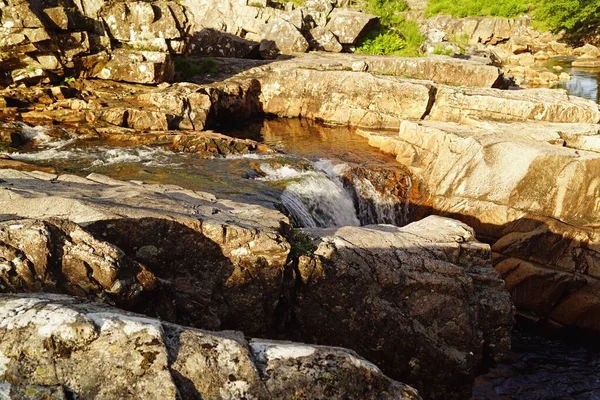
91,49,175,84
190,28,260,58
308,26,343,52
100,1,191,53
0,293,421,400
261,17,310,55
325,9,379,45
573,44,600,57
294,216,514,400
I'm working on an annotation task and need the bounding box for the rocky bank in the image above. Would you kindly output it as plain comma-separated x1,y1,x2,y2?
0,293,420,400
0,168,513,399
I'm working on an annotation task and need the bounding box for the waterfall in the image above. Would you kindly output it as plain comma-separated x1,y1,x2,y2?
281,174,360,228
348,174,413,227
258,159,413,229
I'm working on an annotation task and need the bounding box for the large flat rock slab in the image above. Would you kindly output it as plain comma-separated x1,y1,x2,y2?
0,169,290,335
359,120,600,230
427,86,600,124
253,66,435,129
281,53,508,88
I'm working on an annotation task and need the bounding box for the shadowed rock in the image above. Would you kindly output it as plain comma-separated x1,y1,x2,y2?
0,293,422,400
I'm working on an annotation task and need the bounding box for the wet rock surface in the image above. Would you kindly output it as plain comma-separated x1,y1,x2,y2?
0,293,421,400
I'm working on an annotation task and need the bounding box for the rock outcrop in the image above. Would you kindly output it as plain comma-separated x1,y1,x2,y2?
0,169,291,334
0,293,421,400
0,218,156,306
358,119,600,333
0,169,514,399
0,0,192,85
181,0,378,57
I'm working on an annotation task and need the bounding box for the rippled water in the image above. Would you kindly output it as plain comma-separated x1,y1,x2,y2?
473,327,600,400
548,56,600,103
2,119,400,224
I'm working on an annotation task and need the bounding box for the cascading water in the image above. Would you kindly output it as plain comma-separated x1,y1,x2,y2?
259,161,360,228
258,159,413,228
348,175,413,226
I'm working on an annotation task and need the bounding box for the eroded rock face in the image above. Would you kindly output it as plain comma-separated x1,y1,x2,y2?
358,120,600,334
0,0,192,85
493,217,600,333
294,216,514,400
0,293,421,400
0,218,156,306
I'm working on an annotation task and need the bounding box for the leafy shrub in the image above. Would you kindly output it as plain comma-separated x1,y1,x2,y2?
356,1,425,57
356,28,407,56
533,0,600,41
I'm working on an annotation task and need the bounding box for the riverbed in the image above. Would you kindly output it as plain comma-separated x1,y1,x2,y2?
3,117,600,399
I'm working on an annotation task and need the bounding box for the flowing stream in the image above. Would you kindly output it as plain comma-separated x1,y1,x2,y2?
3,117,600,399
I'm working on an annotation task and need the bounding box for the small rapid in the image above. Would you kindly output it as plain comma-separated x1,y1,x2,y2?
257,159,413,228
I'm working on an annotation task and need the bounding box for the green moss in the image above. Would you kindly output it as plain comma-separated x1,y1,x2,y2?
174,57,219,80
289,230,316,259
432,43,454,55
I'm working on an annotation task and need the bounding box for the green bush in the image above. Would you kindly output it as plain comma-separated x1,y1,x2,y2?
356,1,425,57
425,0,532,18
356,28,407,56
533,0,600,40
